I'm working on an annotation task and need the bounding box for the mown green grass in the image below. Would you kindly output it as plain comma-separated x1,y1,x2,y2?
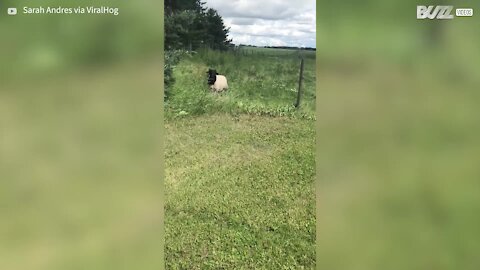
0,59,163,270
165,48,316,268
314,4,480,267
316,29,480,268
165,114,315,269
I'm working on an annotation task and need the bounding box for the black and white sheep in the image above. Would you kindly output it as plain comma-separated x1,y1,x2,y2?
206,68,228,92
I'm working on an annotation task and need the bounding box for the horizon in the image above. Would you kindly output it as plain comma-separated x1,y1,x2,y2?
231,43,316,49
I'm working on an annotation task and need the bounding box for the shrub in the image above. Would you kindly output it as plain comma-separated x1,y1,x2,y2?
164,50,192,100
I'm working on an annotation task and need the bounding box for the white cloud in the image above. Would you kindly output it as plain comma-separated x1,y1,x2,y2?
204,0,316,48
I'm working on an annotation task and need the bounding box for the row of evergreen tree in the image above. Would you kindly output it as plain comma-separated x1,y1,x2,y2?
165,0,232,51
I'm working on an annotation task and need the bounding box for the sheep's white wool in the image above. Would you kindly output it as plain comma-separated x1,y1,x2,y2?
211,75,228,92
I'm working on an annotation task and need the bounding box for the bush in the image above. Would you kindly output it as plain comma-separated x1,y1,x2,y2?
164,50,192,100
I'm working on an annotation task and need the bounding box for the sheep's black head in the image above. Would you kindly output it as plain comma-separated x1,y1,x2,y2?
206,68,219,85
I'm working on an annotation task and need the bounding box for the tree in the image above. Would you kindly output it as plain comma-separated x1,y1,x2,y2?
165,2,231,51
203,8,232,50
164,0,232,97
165,0,206,15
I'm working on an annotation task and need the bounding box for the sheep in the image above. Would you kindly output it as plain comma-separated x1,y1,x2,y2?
206,68,228,92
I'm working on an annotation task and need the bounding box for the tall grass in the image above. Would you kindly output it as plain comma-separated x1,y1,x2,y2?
165,48,316,120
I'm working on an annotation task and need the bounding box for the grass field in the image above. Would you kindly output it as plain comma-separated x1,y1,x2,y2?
165,48,316,268
236,46,316,57
316,56,480,269
316,12,480,268
0,59,163,270
166,47,315,119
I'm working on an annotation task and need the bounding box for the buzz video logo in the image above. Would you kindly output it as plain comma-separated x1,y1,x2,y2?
417,5,474,19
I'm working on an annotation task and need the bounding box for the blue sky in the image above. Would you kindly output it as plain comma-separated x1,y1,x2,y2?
204,0,316,48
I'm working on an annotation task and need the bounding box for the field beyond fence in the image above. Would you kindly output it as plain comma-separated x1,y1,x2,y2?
165,47,316,120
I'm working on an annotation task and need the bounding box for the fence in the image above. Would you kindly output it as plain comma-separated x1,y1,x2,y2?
295,57,305,108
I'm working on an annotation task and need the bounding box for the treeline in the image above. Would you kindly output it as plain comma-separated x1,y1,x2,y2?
235,44,316,51
164,0,232,51
262,46,315,51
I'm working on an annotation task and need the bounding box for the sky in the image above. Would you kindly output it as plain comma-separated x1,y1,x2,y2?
204,0,316,48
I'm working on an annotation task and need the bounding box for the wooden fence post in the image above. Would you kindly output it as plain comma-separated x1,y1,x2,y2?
295,57,305,108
